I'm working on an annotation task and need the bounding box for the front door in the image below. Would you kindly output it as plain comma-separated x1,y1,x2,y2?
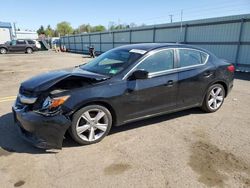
122,49,178,121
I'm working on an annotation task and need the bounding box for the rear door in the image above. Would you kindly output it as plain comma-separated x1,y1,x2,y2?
176,48,215,107
16,40,27,52
122,49,178,120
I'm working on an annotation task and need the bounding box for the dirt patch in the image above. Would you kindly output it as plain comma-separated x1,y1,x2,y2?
189,136,250,187
14,180,25,187
0,148,11,157
104,163,131,175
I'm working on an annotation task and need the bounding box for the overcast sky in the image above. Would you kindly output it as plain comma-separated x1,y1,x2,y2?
0,0,249,30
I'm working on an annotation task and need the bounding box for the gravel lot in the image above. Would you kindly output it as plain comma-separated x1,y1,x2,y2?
0,51,249,188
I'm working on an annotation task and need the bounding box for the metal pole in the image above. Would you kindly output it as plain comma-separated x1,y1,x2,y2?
235,18,244,66
89,34,91,47
80,34,83,53
100,33,102,54
129,30,132,44
112,32,115,48
153,27,156,43
68,36,70,51
184,24,188,43
74,35,76,52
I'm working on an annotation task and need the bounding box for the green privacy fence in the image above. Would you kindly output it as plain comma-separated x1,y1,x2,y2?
60,14,250,71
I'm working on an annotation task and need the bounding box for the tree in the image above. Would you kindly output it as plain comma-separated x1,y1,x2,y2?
91,25,106,32
37,25,45,35
74,24,91,34
45,25,54,37
56,21,73,36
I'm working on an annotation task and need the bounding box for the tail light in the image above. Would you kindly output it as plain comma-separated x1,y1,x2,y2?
227,65,235,73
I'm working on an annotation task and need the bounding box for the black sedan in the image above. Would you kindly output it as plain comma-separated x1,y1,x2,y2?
12,43,234,149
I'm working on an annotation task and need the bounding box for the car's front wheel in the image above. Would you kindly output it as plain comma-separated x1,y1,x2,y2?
70,105,112,145
26,48,33,54
0,48,7,54
201,84,225,113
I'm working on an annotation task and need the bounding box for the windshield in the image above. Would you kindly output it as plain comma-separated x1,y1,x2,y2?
80,49,143,76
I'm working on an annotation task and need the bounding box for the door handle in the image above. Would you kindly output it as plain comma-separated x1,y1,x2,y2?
165,80,174,87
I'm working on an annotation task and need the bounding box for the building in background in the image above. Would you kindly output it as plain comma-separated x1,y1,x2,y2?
15,30,38,40
0,22,12,44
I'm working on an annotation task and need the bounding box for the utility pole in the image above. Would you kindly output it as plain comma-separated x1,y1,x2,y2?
169,15,173,23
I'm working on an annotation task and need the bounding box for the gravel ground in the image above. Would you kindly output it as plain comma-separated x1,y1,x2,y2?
0,51,249,188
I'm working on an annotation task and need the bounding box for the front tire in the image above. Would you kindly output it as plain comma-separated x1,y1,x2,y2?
0,48,7,54
70,105,112,145
201,84,225,113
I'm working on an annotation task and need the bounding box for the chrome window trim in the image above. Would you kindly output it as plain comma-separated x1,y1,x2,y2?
122,48,175,80
122,47,209,80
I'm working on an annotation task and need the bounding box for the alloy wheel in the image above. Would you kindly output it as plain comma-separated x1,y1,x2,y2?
207,86,224,110
0,48,7,54
76,108,109,142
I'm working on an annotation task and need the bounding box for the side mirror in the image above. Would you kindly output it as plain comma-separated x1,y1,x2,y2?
130,70,149,80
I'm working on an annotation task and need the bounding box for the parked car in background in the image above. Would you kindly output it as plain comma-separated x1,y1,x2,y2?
0,39,38,54
12,43,235,149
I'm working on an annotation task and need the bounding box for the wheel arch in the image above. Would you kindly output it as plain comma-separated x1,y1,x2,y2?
213,81,228,97
26,46,33,50
70,100,117,126
0,47,8,52
201,79,229,105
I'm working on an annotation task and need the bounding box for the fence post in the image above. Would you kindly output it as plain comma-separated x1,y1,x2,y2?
112,31,115,48
129,30,132,44
73,35,76,53
80,34,83,53
153,27,156,43
235,18,245,66
184,24,188,43
68,36,70,51
89,34,91,48
100,33,102,54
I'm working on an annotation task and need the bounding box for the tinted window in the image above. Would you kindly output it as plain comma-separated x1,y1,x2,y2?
178,49,206,67
11,40,17,45
17,40,26,45
27,40,35,44
136,50,174,73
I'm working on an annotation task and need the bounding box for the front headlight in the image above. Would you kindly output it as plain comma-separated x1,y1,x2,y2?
42,95,70,110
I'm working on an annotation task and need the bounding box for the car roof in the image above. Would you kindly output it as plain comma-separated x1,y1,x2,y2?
115,43,209,54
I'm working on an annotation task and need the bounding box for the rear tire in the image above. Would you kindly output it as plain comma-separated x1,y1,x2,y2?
201,84,225,113
70,105,112,145
26,48,33,54
0,48,7,54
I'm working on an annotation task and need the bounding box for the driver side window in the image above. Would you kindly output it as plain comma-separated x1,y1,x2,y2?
136,49,174,73
11,40,17,45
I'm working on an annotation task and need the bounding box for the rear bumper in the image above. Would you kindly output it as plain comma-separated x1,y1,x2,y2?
12,107,71,149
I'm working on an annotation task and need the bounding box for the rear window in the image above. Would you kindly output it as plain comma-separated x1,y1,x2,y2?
17,40,26,45
178,49,208,68
17,40,26,44
27,40,35,45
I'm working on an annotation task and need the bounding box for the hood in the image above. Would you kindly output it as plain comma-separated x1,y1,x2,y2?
21,67,109,92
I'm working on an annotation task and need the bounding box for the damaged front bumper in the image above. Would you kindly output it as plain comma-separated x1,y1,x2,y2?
12,106,71,149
